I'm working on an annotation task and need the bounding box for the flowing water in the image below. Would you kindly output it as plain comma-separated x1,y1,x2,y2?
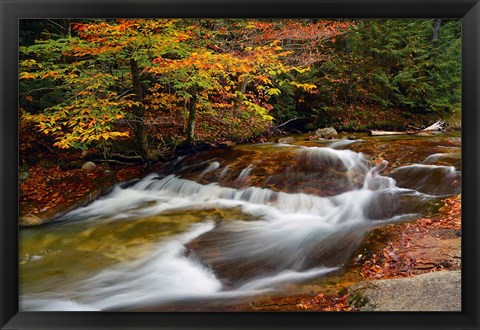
19,132,461,311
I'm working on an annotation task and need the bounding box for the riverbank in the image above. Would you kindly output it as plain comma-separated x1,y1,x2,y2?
348,194,461,311
19,162,146,226
20,128,270,226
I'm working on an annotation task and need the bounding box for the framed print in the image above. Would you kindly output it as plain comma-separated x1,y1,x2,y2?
1,0,479,329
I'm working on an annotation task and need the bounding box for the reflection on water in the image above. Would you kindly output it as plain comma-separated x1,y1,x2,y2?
20,132,461,311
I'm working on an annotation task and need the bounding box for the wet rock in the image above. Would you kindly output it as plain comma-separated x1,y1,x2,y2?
389,164,461,196
186,224,365,288
19,213,42,226
443,137,461,147
278,136,295,144
416,132,433,137
81,161,97,171
362,192,425,220
315,127,338,139
422,152,461,169
218,141,236,149
428,228,460,239
262,169,356,197
349,270,461,311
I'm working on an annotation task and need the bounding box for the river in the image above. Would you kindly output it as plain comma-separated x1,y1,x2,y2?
19,132,461,311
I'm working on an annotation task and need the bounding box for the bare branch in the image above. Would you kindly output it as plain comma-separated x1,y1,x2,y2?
47,19,69,34
273,117,307,129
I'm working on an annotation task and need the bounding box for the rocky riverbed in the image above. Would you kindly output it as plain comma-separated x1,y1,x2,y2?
19,132,462,312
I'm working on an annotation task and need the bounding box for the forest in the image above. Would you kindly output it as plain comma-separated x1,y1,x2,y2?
20,19,461,163
19,19,462,312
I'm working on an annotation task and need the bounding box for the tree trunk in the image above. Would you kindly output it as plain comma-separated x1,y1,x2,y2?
432,19,442,42
130,58,149,162
185,95,197,147
233,76,249,116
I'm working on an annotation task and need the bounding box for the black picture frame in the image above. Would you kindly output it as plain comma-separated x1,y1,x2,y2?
1,0,479,329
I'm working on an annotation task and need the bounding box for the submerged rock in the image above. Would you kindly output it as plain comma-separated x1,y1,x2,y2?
186,224,364,288
278,136,295,144
416,132,433,137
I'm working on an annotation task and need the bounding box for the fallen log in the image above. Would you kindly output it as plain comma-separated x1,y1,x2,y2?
369,120,445,136
369,130,410,136
95,159,139,166
82,150,144,163
423,120,445,131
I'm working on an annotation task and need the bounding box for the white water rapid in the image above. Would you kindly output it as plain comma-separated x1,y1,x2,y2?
20,143,458,311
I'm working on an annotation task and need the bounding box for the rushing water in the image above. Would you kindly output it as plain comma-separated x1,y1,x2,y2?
19,133,461,311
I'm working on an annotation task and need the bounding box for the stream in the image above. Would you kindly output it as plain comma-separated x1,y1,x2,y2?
19,132,461,311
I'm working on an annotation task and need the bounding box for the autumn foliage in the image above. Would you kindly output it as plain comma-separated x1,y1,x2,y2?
20,163,106,216
19,19,351,160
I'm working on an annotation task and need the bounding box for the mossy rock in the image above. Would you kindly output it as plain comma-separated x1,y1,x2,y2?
348,292,369,308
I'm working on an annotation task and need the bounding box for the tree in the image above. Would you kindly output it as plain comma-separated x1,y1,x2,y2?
309,19,461,117
20,19,191,160
21,18,459,156
146,20,319,146
20,37,133,152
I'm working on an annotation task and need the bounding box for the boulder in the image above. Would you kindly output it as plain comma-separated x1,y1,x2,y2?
348,270,461,311
278,136,295,144
81,161,97,171
315,127,338,139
